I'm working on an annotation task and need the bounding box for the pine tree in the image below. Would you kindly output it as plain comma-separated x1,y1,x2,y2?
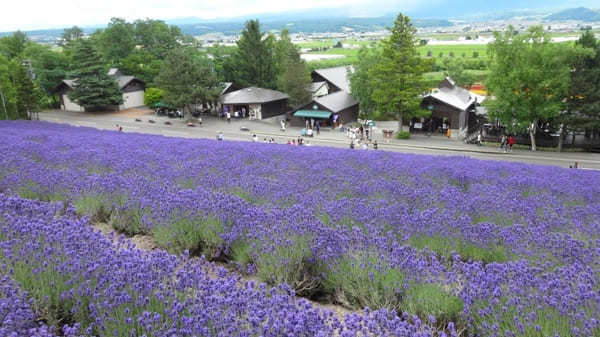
368,13,430,132
225,20,277,89
14,62,41,119
68,39,122,110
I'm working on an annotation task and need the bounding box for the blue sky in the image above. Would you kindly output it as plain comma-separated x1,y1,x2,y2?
1,0,598,32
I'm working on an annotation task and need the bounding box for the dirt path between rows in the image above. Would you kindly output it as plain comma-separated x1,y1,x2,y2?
91,222,355,320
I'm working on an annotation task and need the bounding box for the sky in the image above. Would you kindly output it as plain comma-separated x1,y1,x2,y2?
1,0,598,32
0,0,424,31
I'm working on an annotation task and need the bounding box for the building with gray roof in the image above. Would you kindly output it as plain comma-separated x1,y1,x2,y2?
221,87,289,120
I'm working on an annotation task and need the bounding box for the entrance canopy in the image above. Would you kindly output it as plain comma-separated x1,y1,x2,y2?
294,110,332,119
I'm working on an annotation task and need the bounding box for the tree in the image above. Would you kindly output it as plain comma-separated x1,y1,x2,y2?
68,39,123,110
350,46,382,119
443,58,474,88
486,26,571,151
97,18,136,65
23,43,68,107
134,19,182,59
143,88,164,108
368,13,430,131
0,55,17,119
119,50,162,86
275,29,311,107
14,62,41,119
224,20,277,89
0,31,29,60
554,30,600,151
155,48,220,117
60,26,84,47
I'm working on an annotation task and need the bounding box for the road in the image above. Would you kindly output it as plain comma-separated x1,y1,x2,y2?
38,110,600,170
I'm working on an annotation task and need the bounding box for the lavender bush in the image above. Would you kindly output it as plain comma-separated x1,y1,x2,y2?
0,121,599,336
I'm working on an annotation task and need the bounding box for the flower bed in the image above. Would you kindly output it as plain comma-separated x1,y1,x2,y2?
0,121,599,336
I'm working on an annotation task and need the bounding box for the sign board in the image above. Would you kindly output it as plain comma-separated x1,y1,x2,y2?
414,122,422,129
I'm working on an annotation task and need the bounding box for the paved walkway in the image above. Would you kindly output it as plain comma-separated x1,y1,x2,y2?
38,110,600,170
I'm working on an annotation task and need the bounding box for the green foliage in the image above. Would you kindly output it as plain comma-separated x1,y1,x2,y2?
14,62,42,117
108,204,150,235
144,87,164,107
96,17,136,65
322,252,405,310
68,39,123,109
134,19,183,59
17,182,67,202
224,20,277,89
0,31,29,60
369,13,430,132
485,26,572,151
410,234,510,264
472,299,579,337
73,194,117,223
443,58,475,87
255,235,320,297
23,43,68,105
119,50,162,85
275,29,311,107
152,215,225,259
400,283,464,330
155,47,220,115
0,55,18,120
350,46,382,119
396,131,411,139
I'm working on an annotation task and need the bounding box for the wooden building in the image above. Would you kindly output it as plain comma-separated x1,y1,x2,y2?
221,87,289,120
292,90,359,127
420,77,486,140
56,68,145,112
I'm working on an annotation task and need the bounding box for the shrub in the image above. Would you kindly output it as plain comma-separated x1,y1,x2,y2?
396,131,411,140
153,215,226,259
322,252,404,310
255,235,320,297
410,235,509,264
108,205,150,235
143,87,164,108
73,194,118,222
473,51,479,58
400,283,463,331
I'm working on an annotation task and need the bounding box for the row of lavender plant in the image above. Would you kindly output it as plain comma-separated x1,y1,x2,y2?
0,194,448,337
0,121,599,336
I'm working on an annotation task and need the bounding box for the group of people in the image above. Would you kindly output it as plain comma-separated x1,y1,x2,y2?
223,107,251,123
350,139,377,150
500,134,515,153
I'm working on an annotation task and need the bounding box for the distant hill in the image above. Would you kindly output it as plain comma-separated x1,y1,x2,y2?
546,7,600,21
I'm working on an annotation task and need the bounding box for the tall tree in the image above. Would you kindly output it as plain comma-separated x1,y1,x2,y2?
97,18,136,65
275,29,311,106
350,46,382,120
119,49,162,86
68,39,123,110
14,62,41,119
225,20,277,89
0,31,29,60
486,26,571,151
368,13,430,131
561,30,600,150
60,26,84,46
0,55,17,119
155,48,220,117
23,43,68,107
134,19,182,59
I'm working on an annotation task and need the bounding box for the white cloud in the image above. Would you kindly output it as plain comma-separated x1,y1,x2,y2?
0,0,426,31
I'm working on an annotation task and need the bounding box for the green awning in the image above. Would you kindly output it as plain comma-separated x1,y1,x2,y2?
154,102,172,108
294,110,332,119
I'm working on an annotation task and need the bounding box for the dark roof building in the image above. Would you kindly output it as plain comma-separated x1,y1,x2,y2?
221,87,289,120
56,68,145,112
293,90,359,126
421,77,486,139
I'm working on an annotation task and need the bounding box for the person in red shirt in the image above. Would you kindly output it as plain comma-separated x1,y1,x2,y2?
508,135,515,152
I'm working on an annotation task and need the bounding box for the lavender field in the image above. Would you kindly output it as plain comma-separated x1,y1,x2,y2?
0,121,599,337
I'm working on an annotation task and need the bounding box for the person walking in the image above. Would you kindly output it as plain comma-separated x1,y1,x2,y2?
217,132,223,141
315,121,320,135
226,111,231,123
508,135,515,152
252,134,258,142
373,140,378,150
477,132,482,146
501,135,507,153
280,119,286,132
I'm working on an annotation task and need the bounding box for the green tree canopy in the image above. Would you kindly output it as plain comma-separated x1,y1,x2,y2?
155,48,220,116
0,31,29,60
224,20,277,89
68,39,123,110
350,46,382,120
96,18,136,65
442,58,474,88
119,49,162,86
14,62,42,118
23,43,68,105
0,55,18,119
485,26,572,151
275,29,311,107
368,13,430,131
134,19,183,59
